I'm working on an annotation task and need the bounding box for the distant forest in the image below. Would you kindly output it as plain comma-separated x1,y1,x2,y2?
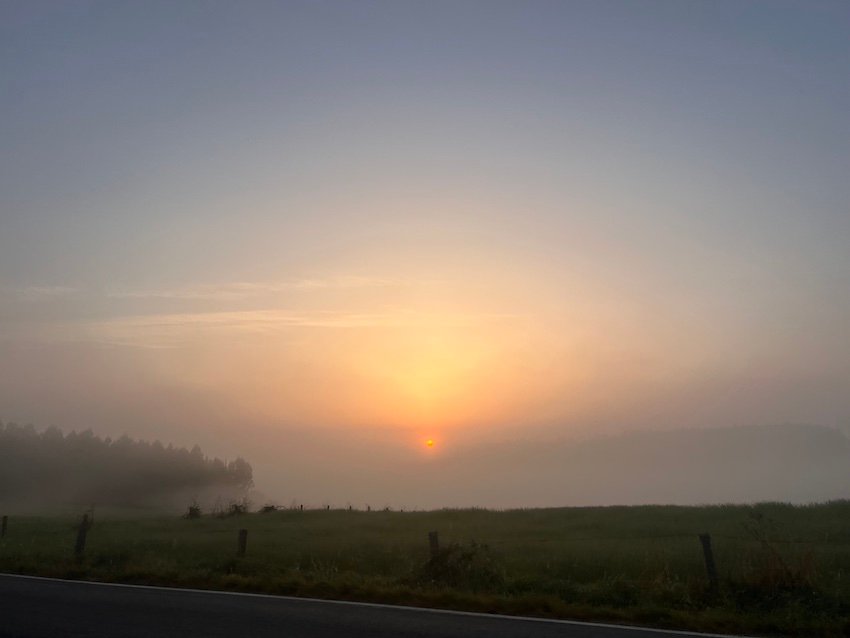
0,422,253,512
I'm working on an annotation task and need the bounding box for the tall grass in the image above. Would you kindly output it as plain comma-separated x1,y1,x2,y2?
1,502,849,636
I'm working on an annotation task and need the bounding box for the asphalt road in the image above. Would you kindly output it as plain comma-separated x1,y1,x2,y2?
0,574,746,638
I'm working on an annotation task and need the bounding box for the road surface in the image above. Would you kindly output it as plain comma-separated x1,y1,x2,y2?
0,574,747,638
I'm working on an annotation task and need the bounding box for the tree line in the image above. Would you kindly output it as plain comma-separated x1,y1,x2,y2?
0,421,253,512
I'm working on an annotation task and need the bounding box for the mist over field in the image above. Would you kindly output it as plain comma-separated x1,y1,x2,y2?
239,423,850,510
2,2,849,513
3,420,845,513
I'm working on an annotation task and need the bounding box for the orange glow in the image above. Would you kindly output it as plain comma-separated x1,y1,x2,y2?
116,276,590,433
426,438,434,447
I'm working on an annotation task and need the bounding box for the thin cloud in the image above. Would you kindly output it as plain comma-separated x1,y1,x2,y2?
1,296,522,349
84,309,523,349
107,277,410,301
4,286,78,300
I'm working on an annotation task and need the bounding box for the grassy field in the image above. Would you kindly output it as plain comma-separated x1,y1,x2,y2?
1,502,849,636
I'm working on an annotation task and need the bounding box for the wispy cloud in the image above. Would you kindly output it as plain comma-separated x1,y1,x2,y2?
1,277,517,350
107,277,408,301
83,308,521,349
3,285,78,300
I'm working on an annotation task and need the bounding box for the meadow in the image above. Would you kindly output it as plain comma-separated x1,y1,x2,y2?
1,502,849,637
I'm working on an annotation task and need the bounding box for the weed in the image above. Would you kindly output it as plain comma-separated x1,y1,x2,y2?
411,541,505,592
184,501,202,519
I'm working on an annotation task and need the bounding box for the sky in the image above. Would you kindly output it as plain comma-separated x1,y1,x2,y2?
1,1,849,507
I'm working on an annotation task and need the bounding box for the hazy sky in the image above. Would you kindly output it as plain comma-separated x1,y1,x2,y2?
1,1,849,506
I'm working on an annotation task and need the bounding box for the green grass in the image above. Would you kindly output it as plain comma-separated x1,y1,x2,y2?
2,502,850,636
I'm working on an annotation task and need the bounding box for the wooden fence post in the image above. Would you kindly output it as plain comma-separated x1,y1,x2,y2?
428,531,440,559
237,529,248,556
699,533,719,591
74,513,90,559
1,515,7,538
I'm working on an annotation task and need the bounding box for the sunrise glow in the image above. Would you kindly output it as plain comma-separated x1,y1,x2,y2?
1,0,847,512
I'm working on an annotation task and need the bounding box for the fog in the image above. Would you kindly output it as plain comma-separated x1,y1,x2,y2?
0,422,252,515
2,2,849,511
1,328,849,510
234,423,849,510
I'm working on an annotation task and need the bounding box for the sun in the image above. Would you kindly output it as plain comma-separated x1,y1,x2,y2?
426,438,435,448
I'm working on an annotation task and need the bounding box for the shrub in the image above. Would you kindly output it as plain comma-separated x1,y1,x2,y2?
184,501,202,519
412,541,505,592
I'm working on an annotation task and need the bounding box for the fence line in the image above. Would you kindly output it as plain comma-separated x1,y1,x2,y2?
489,533,850,545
